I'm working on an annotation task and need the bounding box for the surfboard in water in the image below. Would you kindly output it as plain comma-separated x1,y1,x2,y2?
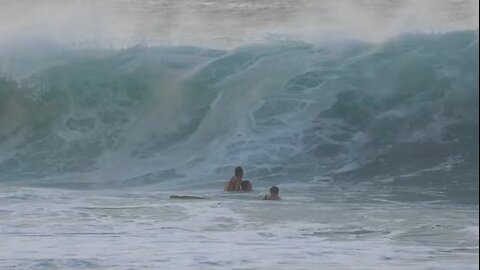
169,195,209,200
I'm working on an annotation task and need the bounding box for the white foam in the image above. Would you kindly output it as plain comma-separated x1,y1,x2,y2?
1,187,477,269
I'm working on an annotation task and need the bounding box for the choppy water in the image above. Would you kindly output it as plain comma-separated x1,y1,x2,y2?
0,186,478,270
0,0,478,269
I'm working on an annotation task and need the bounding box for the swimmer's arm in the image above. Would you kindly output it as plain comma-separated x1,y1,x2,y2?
233,178,242,191
224,176,236,192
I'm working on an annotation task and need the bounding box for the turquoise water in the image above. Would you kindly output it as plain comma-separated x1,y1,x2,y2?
0,32,478,199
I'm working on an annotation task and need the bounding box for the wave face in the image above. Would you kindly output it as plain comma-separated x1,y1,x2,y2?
0,31,478,196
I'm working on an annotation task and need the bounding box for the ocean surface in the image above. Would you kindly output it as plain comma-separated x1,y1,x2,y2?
0,0,478,269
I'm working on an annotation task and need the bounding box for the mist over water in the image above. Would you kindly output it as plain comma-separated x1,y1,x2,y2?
0,0,478,48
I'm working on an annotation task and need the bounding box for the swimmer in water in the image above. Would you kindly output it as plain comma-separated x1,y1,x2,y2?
224,166,252,192
263,186,280,200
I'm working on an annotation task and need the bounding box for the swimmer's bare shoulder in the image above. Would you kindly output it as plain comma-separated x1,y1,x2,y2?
263,195,280,200
263,186,280,200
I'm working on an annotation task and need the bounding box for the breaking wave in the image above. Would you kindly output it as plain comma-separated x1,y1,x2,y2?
0,31,478,197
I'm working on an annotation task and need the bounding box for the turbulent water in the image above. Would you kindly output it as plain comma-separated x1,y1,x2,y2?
0,1,478,269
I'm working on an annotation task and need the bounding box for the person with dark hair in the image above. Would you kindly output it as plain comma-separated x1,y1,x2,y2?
263,186,280,200
240,179,252,191
224,166,252,192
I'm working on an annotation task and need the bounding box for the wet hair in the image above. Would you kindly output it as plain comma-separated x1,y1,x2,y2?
234,166,243,177
269,186,279,196
241,180,251,191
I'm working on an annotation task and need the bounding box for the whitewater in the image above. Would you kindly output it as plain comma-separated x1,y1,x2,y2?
0,0,478,269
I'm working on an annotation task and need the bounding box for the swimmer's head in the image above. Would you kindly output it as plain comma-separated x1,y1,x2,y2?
269,186,279,196
234,166,243,177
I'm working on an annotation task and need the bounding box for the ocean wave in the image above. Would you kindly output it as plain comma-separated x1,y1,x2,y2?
0,31,477,192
